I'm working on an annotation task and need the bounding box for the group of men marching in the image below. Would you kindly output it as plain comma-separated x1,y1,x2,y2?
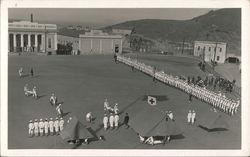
28,117,64,137
117,55,240,116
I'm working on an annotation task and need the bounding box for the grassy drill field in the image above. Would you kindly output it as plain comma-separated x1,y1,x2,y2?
8,54,241,149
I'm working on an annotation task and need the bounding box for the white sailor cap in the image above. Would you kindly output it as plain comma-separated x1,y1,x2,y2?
56,117,58,120
40,119,43,121
60,117,63,120
29,120,33,123
189,110,191,112
50,118,53,120
35,119,38,122
192,110,195,112
45,118,48,121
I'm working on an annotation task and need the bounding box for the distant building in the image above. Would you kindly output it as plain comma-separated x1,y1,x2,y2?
194,41,227,63
112,28,132,36
76,25,84,30
67,25,74,29
79,30,123,55
9,20,57,54
167,41,194,55
57,35,79,54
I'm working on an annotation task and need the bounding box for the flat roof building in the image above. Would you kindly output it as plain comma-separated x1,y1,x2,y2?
194,41,227,63
79,30,123,55
9,20,57,54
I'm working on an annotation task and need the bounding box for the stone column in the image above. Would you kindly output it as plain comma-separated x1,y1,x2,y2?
120,39,123,53
111,39,114,53
54,33,57,50
90,39,93,53
41,34,45,52
100,39,102,54
13,33,17,52
28,34,31,52
20,34,24,52
34,34,38,52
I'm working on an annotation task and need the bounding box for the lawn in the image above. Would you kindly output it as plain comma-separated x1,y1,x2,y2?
8,54,241,149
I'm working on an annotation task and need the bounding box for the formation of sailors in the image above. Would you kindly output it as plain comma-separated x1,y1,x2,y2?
28,117,64,137
117,55,240,116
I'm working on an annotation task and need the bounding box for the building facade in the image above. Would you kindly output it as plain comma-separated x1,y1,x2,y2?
79,30,123,55
193,41,227,63
9,21,57,54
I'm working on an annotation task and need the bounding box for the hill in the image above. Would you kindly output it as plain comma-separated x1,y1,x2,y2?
106,9,241,55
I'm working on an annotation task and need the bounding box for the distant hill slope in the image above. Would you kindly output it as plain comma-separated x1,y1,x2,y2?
106,8,241,55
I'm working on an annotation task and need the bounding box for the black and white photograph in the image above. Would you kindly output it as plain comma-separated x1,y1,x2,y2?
1,0,250,156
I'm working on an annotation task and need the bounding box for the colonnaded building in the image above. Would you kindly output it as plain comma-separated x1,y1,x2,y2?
79,30,123,54
193,41,227,63
8,20,57,54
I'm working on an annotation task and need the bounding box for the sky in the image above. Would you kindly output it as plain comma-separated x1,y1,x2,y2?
9,8,215,28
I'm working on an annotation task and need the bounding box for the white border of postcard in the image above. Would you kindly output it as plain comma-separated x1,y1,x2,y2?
1,0,250,156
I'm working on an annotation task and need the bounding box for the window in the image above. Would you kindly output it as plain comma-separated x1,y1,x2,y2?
217,56,220,61
220,48,222,52
48,38,52,48
197,46,200,51
214,47,216,52
209,47,211,51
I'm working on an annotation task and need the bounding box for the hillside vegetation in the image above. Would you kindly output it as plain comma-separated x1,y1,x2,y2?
108,9,241,55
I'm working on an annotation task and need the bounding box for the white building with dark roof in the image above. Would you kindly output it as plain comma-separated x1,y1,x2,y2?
193,41,227,63
79,30,123,55
8,20,57,54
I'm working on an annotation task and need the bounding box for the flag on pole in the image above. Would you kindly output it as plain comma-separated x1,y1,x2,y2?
147,96,157,106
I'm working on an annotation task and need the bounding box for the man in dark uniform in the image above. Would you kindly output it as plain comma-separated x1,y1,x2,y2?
30,68,34,77
189,93,192,102
123,113,130,129
114,53,118,63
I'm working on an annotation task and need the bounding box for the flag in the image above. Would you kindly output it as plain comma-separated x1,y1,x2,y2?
147,95,157,106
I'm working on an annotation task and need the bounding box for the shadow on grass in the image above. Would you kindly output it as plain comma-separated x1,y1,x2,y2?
198,125,228,132
142,95,169,101
119,95,144,114
62,112,71,117
170,134,185,140
37,94,46,99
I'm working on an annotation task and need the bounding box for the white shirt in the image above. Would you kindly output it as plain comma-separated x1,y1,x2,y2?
44,121,49,130
168,113,173,120
29,123,34,130
34,122,39,129
114,115,119,123
192,112,196,119
59,120,64,127
187,112,192,119
109,115,114,123
49,121,54,129
54,120,59,128
103,116,108,124
86,113,92,119
39,122,44,130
